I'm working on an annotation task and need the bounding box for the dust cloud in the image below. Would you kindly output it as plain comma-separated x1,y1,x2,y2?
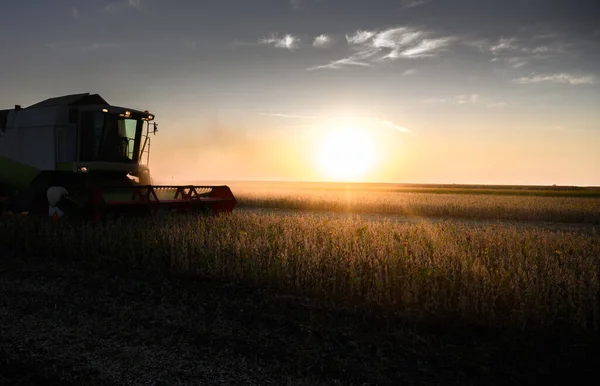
148,117,317,185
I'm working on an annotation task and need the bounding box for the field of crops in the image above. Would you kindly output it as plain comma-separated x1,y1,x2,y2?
232,184,600,224
2,195,598,332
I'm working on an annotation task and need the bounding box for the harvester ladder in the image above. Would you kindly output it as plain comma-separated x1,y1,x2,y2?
140,121,152,166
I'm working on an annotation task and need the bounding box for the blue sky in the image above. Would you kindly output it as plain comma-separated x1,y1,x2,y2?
1,0,599,185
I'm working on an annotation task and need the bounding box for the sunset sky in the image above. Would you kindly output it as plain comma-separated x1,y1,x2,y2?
1,0,599,185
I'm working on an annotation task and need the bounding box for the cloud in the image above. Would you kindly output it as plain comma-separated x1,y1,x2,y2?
487,37,567,57
346,27,452,59
506,57,528,68
260,33,300,50
258,113,318,119
290,0,302,9
307,48,378,70
490,56,528,69
127,0,143,10
490,37,518,53
513,73,598,85
81,42,118,52
183,39,196,51
532,45,550,54
372,28,423,49
103,0,144,13
346,30,377,45
403,68,418,76
390,37,453,58
103,3,117,12
72,7,79,20
257,113,413,135
313,34,332,48
326,116,414,135
487,102,508,108
481,35,574,71
422,95,484,104
311,26,455,70
401,0,432,9
379,120,412,134
454,94,480,104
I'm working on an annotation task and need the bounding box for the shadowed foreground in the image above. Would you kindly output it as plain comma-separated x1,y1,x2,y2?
1,254,598,385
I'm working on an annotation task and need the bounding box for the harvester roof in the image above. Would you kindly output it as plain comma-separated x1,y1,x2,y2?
26,93,108,109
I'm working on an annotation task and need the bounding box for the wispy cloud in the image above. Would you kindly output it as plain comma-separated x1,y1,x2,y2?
346,30,377,45
513,73,598,85
482,35,572,70
260,33,300,50
104,3,117,13
290,0,302,9
329,116,415,135
403,68,418,76
104,0,144,13
506,57,528,68
487,101,508,108
422,95,486,105
422,98,447,103
487,36,560,55
81,42,118,52
183,39,196,51
258,113,318,119
307,49,378,70
379,120,412,134
71,7,79,20
258,113,413,135
389,37,453,59
454,94,480,104
491,56,528,68
311,26,455,70
532,45,550,54
401,0,432,9
313,34,333,48
372,28,423,49
490,37,518,54
127,0,143,10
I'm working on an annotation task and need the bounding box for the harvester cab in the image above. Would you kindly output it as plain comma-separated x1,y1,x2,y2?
0,93,236,221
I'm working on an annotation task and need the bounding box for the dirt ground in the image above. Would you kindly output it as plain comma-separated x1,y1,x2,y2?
1,252,599,385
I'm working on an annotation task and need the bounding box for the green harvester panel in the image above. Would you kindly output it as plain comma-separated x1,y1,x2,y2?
0,155,40,189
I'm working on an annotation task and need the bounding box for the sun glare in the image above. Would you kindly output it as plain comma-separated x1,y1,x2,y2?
316,126,377,181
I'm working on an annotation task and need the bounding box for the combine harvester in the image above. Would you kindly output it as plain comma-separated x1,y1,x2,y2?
0,93,236,221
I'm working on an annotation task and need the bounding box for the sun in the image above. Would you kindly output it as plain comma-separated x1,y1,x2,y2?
316,126,377,181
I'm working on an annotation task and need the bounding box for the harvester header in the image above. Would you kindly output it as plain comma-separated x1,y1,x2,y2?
0,93,236,221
